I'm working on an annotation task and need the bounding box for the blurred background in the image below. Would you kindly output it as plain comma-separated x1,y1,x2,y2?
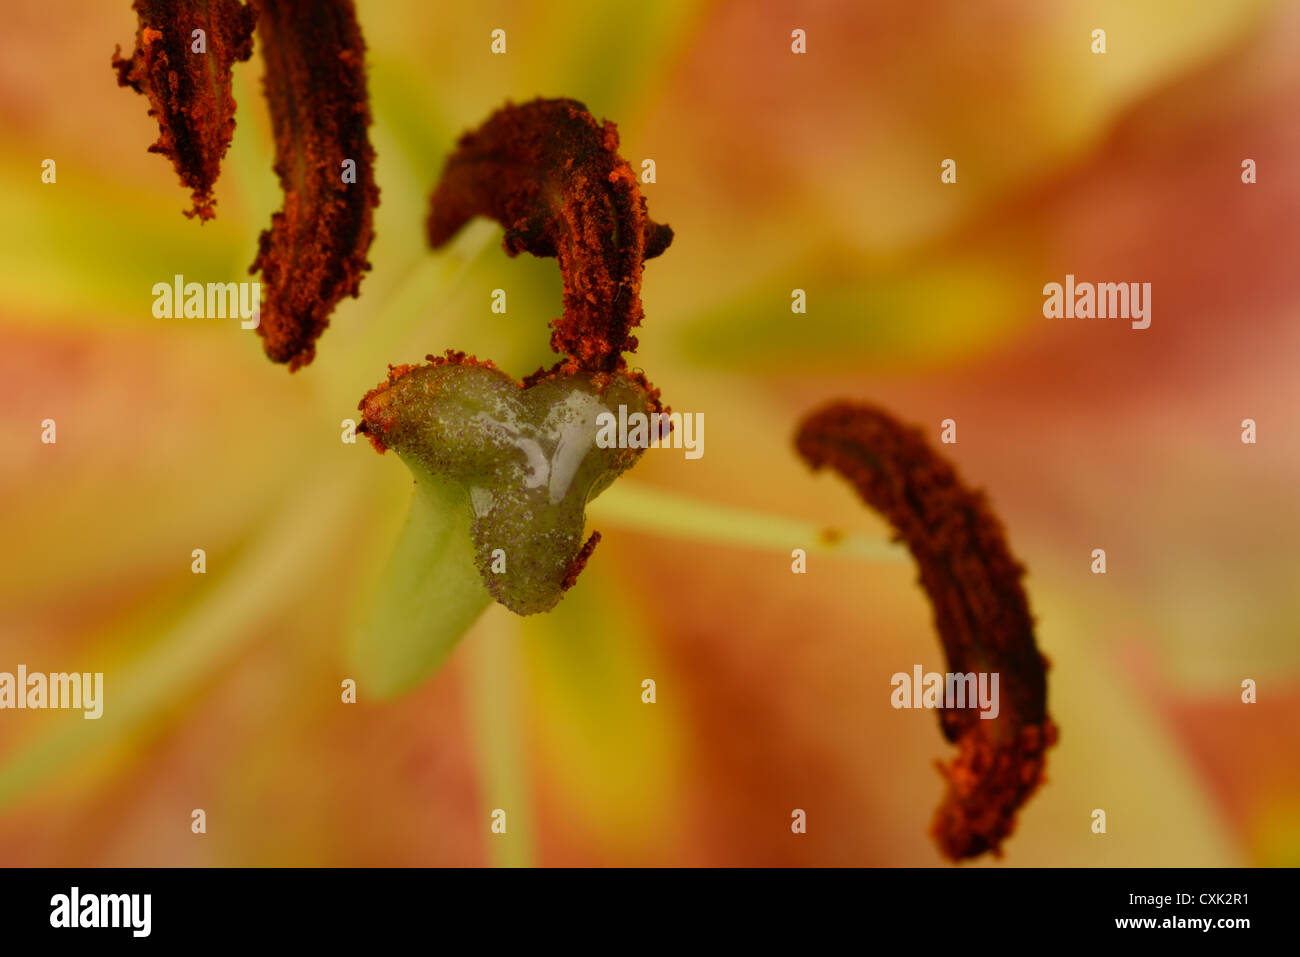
1,0,1298,866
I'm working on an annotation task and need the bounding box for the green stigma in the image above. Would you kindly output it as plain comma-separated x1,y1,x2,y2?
362,361,655,615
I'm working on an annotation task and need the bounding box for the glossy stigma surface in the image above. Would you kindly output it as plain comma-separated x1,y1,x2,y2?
360,361,654,615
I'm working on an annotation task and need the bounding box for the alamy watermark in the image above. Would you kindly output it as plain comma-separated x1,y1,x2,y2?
50,887,150,937
891,665,999,720
595,406,703,459
0,666,103,719
152,274,260,328
1043,274,1151,329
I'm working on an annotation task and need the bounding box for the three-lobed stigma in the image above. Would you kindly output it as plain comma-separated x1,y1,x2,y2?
359,356,659,615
